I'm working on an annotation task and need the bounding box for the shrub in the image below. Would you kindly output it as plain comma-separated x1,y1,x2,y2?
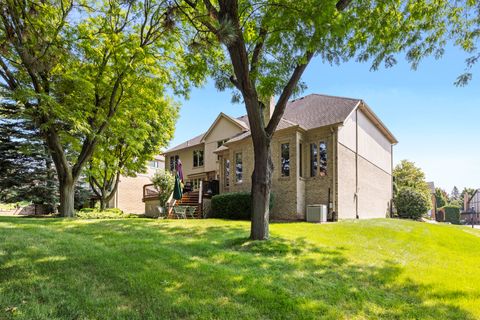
76,208,137,219
394,188,430,220
151,171,175,207
443,205,461,225
210,192,274,220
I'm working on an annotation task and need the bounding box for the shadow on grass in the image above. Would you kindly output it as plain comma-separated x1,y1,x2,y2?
0,217,476,319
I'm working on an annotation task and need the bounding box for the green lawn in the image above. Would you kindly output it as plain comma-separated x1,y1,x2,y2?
0,217,479,320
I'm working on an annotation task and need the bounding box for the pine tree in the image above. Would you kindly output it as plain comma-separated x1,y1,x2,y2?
0,118,58,210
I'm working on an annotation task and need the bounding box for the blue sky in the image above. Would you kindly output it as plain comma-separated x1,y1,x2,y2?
169,47,480,193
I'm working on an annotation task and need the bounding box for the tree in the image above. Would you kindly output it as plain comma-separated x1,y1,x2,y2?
178,0,459,240
395,188,431,220
151,171,175,210
0,117,58,210
450,186,460,202
87,96,178,210
0,0,205,216
393,160,431,201
451,2,480,86
434,187,448,208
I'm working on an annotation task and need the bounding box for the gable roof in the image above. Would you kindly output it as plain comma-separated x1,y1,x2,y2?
166,93,396,153
225,118,301,145
282,94,361,129
468,189,480,205
200,112,248,142
164,132,204,153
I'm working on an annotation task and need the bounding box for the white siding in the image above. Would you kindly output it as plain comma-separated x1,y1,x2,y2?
336,107,393,219
357,111,392,174
338,109,392,174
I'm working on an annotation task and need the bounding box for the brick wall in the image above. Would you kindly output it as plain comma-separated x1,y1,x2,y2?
226,129,300,220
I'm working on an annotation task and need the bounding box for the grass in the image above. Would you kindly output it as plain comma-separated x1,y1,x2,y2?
0,217,479,320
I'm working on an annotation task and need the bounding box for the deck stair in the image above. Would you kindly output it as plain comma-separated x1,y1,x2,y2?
170,191,202,218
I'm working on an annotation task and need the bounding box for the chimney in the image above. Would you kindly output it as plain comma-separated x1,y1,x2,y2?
262,96,275,125
464,192,470,212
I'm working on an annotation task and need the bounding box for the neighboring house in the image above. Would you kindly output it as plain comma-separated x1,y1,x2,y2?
108,155,164,214
465,189,480,213
164,94,398,221
427,182,437,220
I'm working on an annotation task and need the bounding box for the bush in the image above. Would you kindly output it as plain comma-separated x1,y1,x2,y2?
210,192,274,220
76,208,137,219
443,205,461,225
394,188,430,220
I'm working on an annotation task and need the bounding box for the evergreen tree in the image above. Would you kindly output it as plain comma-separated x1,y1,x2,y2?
451,186,460,201
0,117,58,210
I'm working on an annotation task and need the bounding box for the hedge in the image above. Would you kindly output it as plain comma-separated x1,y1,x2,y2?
210,192,275,220
443,205,461,225
76,208,138,219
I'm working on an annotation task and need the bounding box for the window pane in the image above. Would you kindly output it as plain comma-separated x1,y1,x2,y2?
193,151,198,167
319,141,327,176
281,143,290,177
224,159,230,187
170,156,174,171
199,150,204,166
310,143,317,177
235,153,243,183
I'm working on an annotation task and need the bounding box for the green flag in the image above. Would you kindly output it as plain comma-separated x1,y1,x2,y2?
173,173,182,200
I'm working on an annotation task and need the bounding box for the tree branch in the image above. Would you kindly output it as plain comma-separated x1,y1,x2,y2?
266,51,314,136
250,27,267,76
336,0,353,11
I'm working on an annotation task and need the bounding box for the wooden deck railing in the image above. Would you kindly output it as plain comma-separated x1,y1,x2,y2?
143,184,159,202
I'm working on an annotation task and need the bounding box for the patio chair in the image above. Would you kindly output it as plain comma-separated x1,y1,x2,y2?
186,206,197,219
173,206,188,219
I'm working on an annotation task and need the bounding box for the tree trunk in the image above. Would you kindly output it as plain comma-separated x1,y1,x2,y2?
99,197,107,211
59,177,75,217
250,136,273,240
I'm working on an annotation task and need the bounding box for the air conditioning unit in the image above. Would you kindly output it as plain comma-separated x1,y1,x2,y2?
306,204,328,223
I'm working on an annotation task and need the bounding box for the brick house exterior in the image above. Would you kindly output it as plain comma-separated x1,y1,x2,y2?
164,94,397,220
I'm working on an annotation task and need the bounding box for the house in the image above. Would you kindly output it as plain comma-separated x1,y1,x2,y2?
465,189,480,213
107,155,164,214
163,94,398,220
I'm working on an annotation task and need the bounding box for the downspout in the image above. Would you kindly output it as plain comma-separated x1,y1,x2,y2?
390,144,394,218
331,126,337,221
355,108,359,219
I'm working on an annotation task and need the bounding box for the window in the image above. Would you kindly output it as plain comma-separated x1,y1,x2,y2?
189,178,201,190
169,155,179,171
299,143,303,178
150,160,160,169
281,143,290,177
319,141,327,176
193,150,204,167
224,159,230,187
310,143,317,177
235,153,243,183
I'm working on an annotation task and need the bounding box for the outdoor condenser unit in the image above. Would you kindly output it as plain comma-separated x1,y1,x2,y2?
306,204,328,223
